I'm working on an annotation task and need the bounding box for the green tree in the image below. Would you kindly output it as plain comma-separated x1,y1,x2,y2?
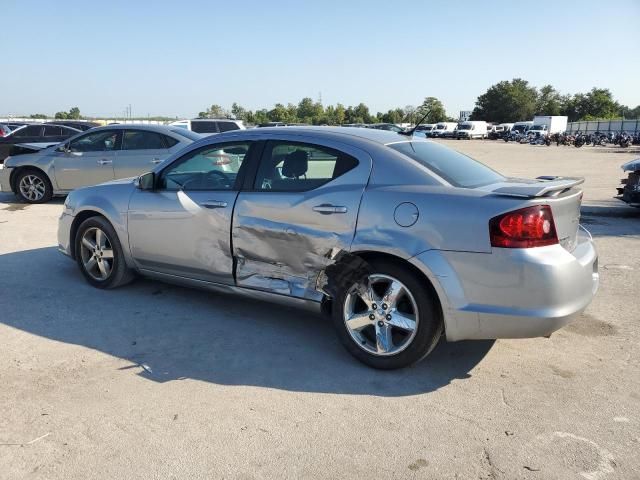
267,103,290,122
68,107,81,119
334,104,346,124
199,104,227,118
54,111,69,119
535,85,563,116
416,97,448,124
231,102,248,121
471,78,538,122
29,113,48,119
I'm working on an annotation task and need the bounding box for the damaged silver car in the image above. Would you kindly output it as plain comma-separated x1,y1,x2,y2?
58,127,599,369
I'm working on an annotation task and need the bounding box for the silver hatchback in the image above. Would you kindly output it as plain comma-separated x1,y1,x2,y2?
57,127,598,369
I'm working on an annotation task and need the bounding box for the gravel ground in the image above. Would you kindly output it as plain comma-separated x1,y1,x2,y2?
1,140,639,479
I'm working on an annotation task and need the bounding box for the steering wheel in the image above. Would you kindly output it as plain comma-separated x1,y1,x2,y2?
179,170,232,190
204,170,233,189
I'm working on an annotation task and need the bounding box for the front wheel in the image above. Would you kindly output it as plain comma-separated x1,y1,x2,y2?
15,169,53,203
75,216,135,289
331,260,442,369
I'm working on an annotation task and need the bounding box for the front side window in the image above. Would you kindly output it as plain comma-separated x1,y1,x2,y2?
69,130,118,152
254,141,358,192
388,141,504,188
122,130,167,150
160,142,251,191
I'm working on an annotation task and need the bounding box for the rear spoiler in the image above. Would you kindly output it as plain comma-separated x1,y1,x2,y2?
491,177,584,198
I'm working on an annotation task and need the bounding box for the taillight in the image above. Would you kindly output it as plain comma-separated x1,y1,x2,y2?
489,205,558,248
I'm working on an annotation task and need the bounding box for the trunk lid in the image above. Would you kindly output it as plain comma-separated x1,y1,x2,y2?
479,176,583,252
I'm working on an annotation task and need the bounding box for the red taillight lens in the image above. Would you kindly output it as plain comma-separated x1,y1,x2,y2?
489,205,558,248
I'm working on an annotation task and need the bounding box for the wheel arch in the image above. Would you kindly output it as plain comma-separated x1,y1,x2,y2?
10,165,52,193
69,210,109,260
321,250,445,327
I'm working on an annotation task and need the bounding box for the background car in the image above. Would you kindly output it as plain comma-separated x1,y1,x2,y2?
0,124,201,203
0,123,81,162
57,127,598,369
50,120,100,131
0,124,11,137
169,118,245,135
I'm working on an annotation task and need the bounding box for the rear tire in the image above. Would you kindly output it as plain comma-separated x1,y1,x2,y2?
74,216,135,289
331,259,442,369
15,169,53,203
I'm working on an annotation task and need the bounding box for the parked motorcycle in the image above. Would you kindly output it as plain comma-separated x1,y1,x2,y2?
619,131,632,148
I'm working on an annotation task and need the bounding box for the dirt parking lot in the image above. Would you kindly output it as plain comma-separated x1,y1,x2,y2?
1,140,639,479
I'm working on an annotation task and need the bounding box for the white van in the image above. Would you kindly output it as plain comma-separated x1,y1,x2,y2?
455,121,488,140
169,119,246,136
431,122,458,137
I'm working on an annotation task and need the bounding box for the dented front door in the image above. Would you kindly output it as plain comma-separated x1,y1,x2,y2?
232,138,372,300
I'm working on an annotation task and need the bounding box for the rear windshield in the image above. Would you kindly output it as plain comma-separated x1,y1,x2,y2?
171,129,202,141
388,141,504,188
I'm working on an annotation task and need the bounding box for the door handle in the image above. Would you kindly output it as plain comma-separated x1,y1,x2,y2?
201,200,228,209
150,158,162,164
97,159,112,165
312,204,348,214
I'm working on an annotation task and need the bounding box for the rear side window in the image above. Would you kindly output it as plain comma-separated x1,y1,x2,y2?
254,141,358,192
122,130,167,150
388,141,504,188
163,135,179,148
191,121,218,134
217,121,239,132
43,126,63,136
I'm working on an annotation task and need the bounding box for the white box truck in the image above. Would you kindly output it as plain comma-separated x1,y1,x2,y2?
529,116,568,136
455,121,488,140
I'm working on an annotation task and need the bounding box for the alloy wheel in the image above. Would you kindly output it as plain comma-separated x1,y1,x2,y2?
18,174,46,202
79,227,114,281
343,274,419,356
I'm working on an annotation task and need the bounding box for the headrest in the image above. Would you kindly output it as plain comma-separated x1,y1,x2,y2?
282,150,308,178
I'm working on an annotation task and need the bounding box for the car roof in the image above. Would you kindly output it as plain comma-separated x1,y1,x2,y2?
191,118,242,123
89,124,189,134
234,126,414,146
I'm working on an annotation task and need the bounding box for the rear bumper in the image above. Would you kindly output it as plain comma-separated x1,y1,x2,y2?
410,226,599,341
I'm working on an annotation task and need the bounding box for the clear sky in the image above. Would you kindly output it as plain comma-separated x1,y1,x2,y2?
2,0,639,119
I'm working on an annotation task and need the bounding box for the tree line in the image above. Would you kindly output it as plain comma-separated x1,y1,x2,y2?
470,79,639,123
25,79,638,125
198,96,452,126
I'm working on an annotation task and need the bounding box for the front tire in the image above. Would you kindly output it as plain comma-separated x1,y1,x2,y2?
75,216,135,289
15,169,52,203
331,259,442,369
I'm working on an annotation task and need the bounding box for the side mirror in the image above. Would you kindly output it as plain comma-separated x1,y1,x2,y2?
56,143,69,153
137,172,155,190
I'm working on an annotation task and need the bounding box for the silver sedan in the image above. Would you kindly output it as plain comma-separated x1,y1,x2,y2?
0,124,201,203
57,127,599,369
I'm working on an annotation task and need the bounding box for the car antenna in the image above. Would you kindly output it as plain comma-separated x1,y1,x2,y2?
398,110,430,136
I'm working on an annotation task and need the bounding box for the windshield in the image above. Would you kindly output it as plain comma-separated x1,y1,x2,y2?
171,129,202,141
435,124,445,129
530,125,546,130
458,124,472,130
513,125,527,133
388,141,505,188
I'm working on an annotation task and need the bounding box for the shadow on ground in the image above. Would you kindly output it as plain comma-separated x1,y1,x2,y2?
0,247,493,396
0,192,65,209
581,204,640,237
